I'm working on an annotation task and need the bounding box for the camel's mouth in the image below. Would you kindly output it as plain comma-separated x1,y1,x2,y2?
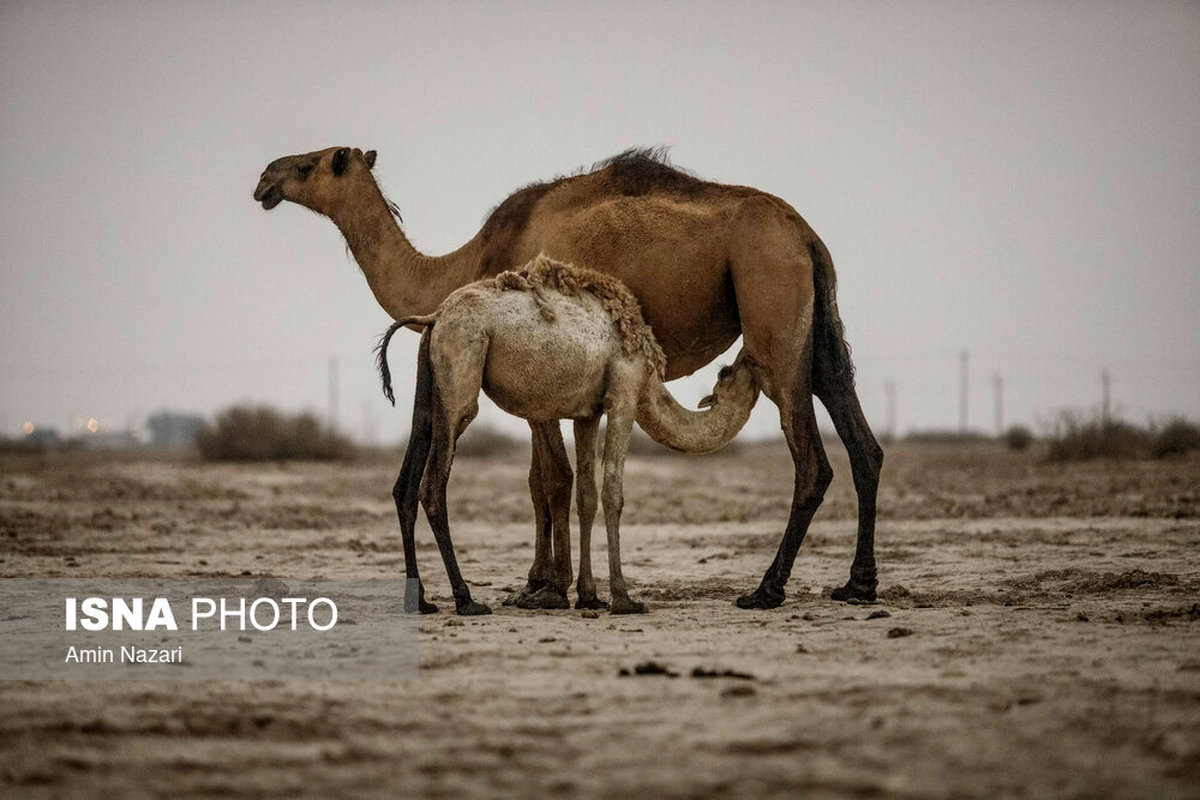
255,183,284,210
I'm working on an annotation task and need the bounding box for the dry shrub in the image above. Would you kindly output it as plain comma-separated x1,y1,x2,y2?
903,430,992,445
1151,418,1200,458
1046,410,1152,461
1002,425,1035,451
196,405,355,462
452,424,525,458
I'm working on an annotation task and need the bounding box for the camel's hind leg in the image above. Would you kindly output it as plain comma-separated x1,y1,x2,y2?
736,374,833,609
505,422,573,610
420,337,491,616
816,380,883,601
392,329,438,614
726,204,835,609
573,414,608,610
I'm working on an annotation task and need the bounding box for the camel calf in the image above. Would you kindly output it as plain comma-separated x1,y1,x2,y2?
378,256,760,615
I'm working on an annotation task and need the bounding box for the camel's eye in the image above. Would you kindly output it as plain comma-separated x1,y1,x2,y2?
718,365,733,380
332,148,350,176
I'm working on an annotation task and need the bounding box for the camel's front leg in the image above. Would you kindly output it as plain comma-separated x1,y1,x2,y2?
506,421,573,609
573,415,608,610
600,411,646,615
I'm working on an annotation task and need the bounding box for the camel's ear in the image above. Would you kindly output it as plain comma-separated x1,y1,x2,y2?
332,147,350,176
365,150,377,169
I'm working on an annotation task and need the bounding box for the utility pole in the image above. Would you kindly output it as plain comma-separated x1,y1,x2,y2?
993,372,1004,436
361,398,376,446
958,349,969,434
328,356,339,434
885,378,897,440
1101,368,1111,425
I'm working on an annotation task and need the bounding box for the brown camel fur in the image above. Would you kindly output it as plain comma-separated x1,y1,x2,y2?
376,256,761,615
254,145,883,609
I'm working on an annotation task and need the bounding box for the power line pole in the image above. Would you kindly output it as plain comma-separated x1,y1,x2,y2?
361,398,376,445
328,356,339,434
885,378,896,440
993,372,1004,436
958,349,969,434
1101,368,1111,425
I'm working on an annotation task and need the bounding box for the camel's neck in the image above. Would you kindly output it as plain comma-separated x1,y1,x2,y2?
635,374,757,454
325,181,486,319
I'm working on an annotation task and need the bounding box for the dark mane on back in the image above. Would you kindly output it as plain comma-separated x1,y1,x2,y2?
594,147,710,198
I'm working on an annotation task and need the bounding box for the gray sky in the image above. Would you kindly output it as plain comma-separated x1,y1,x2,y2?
2,1,1197,443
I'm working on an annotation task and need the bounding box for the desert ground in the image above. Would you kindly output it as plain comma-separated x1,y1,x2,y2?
1,440,1198,798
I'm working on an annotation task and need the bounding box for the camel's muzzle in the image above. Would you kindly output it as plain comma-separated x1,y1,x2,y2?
254,180,284,210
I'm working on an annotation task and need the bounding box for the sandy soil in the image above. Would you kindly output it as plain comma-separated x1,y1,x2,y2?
1,442,1198,798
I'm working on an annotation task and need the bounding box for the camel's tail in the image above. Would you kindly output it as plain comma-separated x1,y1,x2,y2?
376,315,437,406
809,237,856,394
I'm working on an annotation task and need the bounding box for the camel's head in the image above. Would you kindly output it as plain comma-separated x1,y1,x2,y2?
254,146,378,213
698,351,761,411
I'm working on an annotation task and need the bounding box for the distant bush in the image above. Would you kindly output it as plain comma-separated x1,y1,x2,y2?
1045,411,1152,461
452,424,525,458
196,405,355,461
147,410,207,450
1150,418,1200,459
903,430,993,445
1002,425,1035,451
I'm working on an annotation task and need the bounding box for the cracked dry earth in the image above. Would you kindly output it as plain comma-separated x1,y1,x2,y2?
1,442,1198,798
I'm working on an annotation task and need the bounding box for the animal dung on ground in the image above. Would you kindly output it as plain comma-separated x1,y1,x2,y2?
690,667,756,680
866,609,891,620
887,627,914,639
618,660,679,677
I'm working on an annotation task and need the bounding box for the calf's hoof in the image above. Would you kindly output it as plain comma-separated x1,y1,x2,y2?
575,594,610,611
419,600,439,615
610,596,647,615
455,600,492,616
735,585,785,610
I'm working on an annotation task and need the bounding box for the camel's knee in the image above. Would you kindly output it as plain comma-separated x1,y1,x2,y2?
544,461,573,506
863,440,884,483
419,482,444,519
577,477,598,516
601,471,624,518
812,457,835,495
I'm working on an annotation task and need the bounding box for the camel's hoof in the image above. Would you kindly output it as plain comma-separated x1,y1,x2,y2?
610,597,647,615
515,586,570,610
831,579,877,603
575,595,610,611
503,581,548,607
417,600,439,615
735,585,785,610
455,600,492,616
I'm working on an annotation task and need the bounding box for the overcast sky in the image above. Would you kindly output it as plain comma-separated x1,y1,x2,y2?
2,1,1197,444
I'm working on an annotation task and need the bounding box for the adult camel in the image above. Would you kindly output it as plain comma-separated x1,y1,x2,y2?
254,146,882,608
